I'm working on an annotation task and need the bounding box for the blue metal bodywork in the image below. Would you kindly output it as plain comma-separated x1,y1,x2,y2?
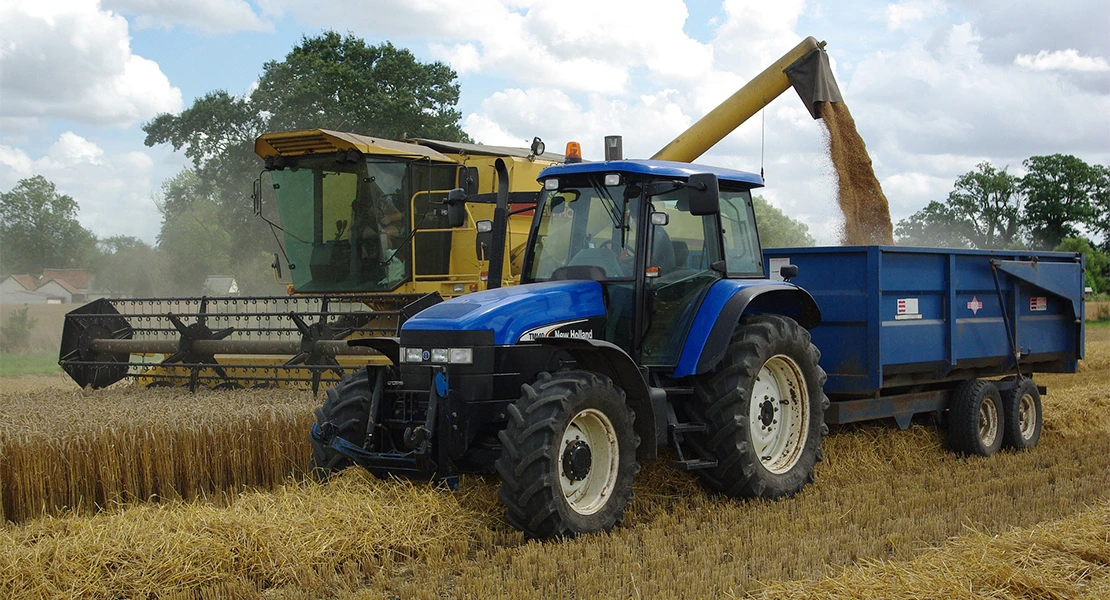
402,280,606,345
763,246,1086,398
538,159,766,188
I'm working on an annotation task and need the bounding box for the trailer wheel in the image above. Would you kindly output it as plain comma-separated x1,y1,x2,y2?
690,314,828,499
496,371,640,539
947,379,1003,456
1001,378,1042,450
309,367,372,477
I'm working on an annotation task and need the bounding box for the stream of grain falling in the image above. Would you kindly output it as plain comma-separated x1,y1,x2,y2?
818,101,894,245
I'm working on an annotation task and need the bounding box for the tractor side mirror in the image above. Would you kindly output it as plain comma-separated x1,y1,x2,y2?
475,219,493,261
687,173,720,216
446,188,467,228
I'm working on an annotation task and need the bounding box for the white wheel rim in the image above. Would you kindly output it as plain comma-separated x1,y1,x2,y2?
979,395,999,447
1018,392,1037,440
749,354,810,474
558,408,619,516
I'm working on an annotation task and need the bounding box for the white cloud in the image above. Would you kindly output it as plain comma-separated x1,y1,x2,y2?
0,133,163,243
885,0,945,30
0,2,183,130
103,0,269,33
1015,49,1110,73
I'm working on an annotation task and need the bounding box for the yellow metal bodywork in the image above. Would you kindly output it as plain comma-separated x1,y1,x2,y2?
652,36,822,162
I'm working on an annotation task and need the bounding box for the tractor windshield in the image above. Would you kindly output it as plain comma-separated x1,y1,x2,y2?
270,156,457,293
527,176,639,281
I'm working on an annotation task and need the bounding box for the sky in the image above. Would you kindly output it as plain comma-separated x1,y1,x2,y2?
1,0,1108,247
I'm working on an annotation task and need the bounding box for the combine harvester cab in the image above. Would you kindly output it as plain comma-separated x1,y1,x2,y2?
58,131,560,391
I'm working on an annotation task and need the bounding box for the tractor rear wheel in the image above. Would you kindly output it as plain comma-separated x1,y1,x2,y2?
690,314,828,499
947,379,1004,456
1001,377,1042,450
310,367,372,477
496,371,640,539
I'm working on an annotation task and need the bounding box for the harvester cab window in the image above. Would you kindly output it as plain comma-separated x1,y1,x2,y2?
270,155,413,293
719,189,763,276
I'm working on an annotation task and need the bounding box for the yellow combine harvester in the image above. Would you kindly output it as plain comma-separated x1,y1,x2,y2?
59,36,839,392
60,132,561,391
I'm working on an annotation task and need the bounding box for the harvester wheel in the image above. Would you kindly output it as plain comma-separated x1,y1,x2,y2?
947,379,1003,457
690,314,828,499
1000,378,1041,450
310,367,373,477
496,371,639,539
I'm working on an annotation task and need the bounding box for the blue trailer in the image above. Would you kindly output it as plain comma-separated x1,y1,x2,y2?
764,245,1085,449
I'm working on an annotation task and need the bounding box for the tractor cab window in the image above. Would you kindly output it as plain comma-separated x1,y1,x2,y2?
719,189,763,276
528,177,637,281
271,156,412,293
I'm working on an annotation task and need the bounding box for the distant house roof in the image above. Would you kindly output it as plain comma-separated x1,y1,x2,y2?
40,277,79,294
41,268,92,290
5,274,39,291
203,275,239,295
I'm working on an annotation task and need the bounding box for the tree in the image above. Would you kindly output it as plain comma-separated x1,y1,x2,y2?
0,176,97,274
1021,154,1098,249
753,197,815,248
92,235,162,297
946,162,1023,249
1055,237,1109,295
894,201,969,248
1089,164,1110,253
894,162,1023,249
142,33,471,263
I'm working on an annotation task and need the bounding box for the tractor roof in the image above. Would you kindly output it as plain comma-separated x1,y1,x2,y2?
538,159,764,188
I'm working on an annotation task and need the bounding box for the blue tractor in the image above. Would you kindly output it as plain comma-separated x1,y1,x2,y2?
311,157,828,539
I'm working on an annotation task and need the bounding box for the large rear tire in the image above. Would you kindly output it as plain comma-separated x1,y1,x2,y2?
947,379,1004,456
310,367,372,477
1001,377,1042,450
689,314,828,499
496,371,640,539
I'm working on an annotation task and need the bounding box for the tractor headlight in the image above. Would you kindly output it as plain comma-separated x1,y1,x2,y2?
431,348,449,363
448,348,473,364
403,347,425,363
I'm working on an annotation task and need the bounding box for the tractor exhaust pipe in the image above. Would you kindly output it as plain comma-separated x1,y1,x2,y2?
487,158,511,289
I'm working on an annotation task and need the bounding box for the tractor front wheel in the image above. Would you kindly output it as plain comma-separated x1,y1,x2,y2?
690,314,828,499
309,367,373,477
496,371,640,539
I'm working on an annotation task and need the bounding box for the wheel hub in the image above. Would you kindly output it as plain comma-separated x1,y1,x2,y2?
749,355,810,475
562,440,592,482
759,398,777,428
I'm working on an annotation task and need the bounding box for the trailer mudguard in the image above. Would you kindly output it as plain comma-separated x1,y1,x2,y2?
673,279,821,378
534,337,660,461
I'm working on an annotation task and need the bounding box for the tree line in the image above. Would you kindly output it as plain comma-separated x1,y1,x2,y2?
895,156,1110,294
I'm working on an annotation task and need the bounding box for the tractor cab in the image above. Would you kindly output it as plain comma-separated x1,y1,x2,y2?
521,160,766,366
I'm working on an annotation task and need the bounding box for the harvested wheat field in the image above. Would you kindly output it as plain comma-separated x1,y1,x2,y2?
1,328,1107,599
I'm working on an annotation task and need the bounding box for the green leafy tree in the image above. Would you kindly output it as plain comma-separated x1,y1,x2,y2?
92,235,162,297
153,172,233,294
894,201,970,248
946,162,1023,249
0,176,98,274
1021,154,1099,249
1054,237,1109,295
894,162,1023,249
0,306,37,353
142,33,470,264
753,197,815,248
1090,164,1110,253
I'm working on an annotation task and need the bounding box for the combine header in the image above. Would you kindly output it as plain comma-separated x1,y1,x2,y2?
59,131,560,390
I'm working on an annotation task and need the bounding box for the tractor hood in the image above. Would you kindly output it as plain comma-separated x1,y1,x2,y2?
401,280,606,345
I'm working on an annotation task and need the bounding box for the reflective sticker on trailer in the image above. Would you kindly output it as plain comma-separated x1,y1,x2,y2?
1030,297,1047,311
895,297,922,320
